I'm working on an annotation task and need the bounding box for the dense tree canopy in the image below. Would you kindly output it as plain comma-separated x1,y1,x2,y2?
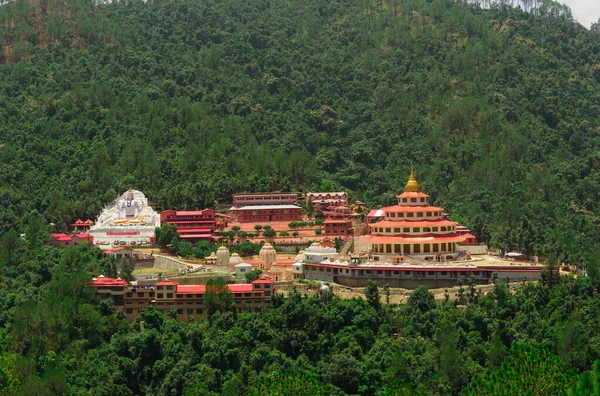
1,0,600,393
0,0,598,263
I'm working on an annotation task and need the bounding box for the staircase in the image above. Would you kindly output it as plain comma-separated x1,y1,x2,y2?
340,238,354,255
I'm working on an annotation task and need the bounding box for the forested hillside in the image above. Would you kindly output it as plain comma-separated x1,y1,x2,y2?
1,0,600,260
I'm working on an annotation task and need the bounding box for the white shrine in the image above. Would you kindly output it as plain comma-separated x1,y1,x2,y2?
89,189,160,246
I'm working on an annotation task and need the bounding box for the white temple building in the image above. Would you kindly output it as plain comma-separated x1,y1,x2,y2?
89,189,160,247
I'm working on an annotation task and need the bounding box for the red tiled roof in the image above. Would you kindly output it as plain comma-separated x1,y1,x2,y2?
75,234,93,239
56,237,72,241
396,191,430,199
363,234,467,244
174,284,256,295
91,275,128,287
367,210,385,217
105,247,126,254
177,228,213,233
252,275,275,284
369,220,457,228
380,205,444,213
51,233,69,238
167,220,215,225
155,278,179,286
179,234,213,239
461,233,477,239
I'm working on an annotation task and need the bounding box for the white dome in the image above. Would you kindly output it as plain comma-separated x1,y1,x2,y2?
235,263,253,268
259,242,277,271
216,246,230,266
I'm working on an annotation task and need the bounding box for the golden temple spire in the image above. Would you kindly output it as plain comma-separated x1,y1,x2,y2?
405,166,421,192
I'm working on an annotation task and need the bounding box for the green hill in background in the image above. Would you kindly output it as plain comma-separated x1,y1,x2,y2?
1,0,600,262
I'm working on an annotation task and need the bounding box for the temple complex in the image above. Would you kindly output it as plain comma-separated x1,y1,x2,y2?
364,170,466,262
160,209,219,242
306,192,349,212
89,189,160,246
91,275,274,321
229,193,302,223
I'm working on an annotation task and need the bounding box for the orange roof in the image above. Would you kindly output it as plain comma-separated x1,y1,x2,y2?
252,275,275,284
396,191,429,199
369,220,457,228
175,284,256,294
363,234,466,244
380,205,444,213
91,275,128,287
155,278,179,286
462,233,477,239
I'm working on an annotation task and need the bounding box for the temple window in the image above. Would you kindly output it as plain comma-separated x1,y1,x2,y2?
402,198,407,203
423,227,431,232
414,245,421,253
433,227,438,232
407,213,414,218
411,198,417,203
385,228,391,233
413,228,420,232
403,228,410,232
420,198,425,202
426,212,431,217
433,243,439,252
399,213,404,218
417,212,423,217
441,227,447,231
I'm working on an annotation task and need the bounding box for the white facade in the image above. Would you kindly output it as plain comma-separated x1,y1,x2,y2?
90,189,160,246
235,263,253,278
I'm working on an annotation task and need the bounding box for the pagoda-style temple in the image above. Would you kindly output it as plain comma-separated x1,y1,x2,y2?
364,169,466,262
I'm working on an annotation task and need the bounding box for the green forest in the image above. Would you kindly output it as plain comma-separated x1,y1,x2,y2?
2,0,600,393
0,0,600,262
2,243,600,395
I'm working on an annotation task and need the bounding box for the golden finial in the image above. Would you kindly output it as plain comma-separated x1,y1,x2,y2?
405,166,421,192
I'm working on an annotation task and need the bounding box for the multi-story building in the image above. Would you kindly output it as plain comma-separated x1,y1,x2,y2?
229,193,302,223
364,170,466,262
232,193,299,208
160,209,218,241
300,254,545,288
306,192,349,212
91,275,275,322
48,233,94,248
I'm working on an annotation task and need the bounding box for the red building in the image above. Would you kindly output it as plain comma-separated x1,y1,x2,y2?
323,220,353,236
91,275,275,321
160,210,218,241
306,192,349,212
235,205,303,223
232,193,298,208
49,233,94,248
364,169,466,262
69,219,94,231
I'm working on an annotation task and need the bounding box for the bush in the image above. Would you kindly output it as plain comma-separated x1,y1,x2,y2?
280,231,289,237
315,228,323,235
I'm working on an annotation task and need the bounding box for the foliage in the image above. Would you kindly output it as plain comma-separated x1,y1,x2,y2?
204,277,233,316
245,269,263,283
155,223,178,248
463,343,577,395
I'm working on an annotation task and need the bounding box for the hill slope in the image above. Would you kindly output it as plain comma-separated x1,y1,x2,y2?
1,0,600,261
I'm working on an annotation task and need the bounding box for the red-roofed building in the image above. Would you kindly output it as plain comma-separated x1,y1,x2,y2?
160,209,219,242
365,169,466,262
49,233,94,248
458,233,478,245
306,192,349,212
92,276,274,322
